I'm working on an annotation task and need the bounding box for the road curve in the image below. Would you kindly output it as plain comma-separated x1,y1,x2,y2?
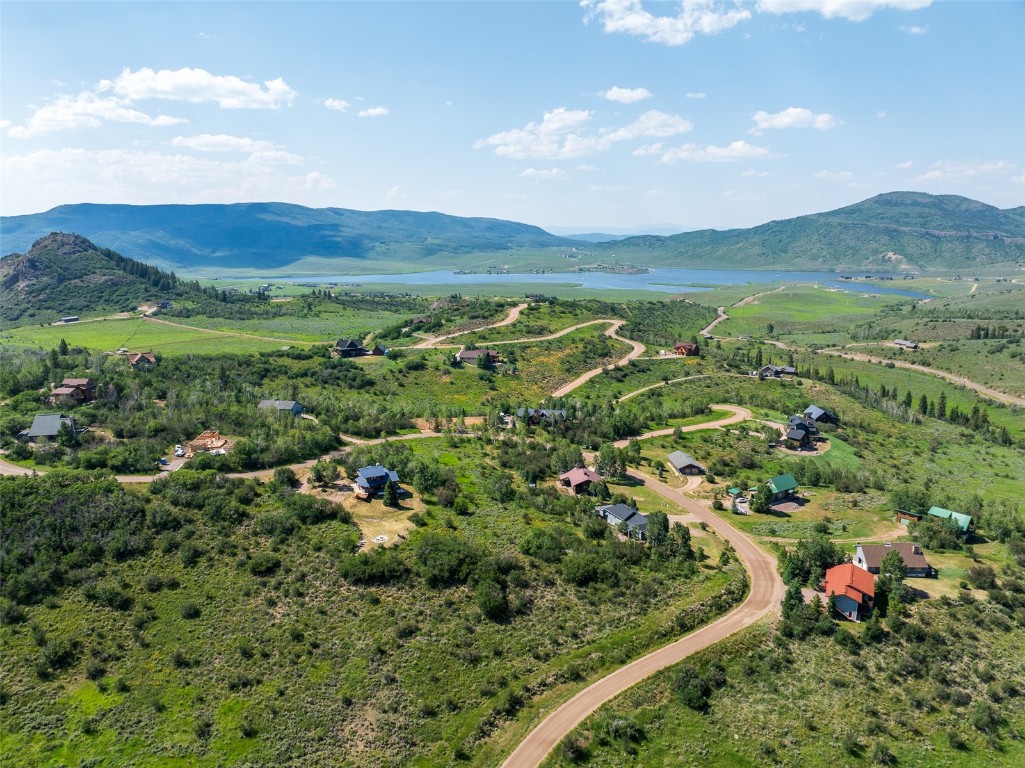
499,467,784,768
611,404,752,448
411,303,528,349
550,322,646,398
428,318,627,349
699,307,728,337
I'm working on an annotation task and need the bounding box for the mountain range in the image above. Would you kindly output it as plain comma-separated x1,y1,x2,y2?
3,192,1024,275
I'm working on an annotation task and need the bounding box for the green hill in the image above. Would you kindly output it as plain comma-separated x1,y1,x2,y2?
595,192,1025,272
0,233,184,327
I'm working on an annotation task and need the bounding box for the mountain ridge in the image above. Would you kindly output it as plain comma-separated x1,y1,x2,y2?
3,192,1025,274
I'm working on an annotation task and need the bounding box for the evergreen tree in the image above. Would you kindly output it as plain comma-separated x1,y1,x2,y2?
382,480,399,508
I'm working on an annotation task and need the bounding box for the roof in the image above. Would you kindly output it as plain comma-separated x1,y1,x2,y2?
127,352,157,364
62,378,94,387
258,399,301,411
804,405,830,421
355,465,400,488
51,386,81,396
667,450,702,470
785,429,808,441
518,407,567,420
768,472,798,493
597,503,643,526
927,506,972,532
857,543,929,571
559,467,601,486
823,563,875,605
26,414,75,438
336,338,363,349
456,348,498,360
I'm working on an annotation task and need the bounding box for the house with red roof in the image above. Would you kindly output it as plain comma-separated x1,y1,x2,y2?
558,466,602,495
823,563,875,622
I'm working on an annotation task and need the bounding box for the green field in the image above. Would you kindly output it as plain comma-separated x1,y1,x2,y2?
0,317,305,355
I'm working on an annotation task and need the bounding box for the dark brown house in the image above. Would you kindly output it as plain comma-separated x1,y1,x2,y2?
674,342,700,356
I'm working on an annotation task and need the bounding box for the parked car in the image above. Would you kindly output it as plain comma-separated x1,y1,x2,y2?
174,444,185,457
210,448,227,456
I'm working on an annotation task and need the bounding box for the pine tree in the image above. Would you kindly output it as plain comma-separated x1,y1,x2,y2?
937,390,947,420
382,480,399,508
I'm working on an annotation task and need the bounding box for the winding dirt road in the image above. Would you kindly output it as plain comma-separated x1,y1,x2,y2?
819,348,1025,408
550,321,646,397
611,404,752,447
499,466,785,768
700,306,728,337
411,303,528,348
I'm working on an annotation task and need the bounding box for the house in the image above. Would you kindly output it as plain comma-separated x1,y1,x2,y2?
156,300,173,310
258,399,304,416
894,339,919,350
19,414,76,443
127,352,157,369
760,364,797,378
61,378,97,401
410,316,430,325
767,472,798,501
823,563,875,621
926,506,973,534
455,348,499,365
60,316,79,323
187,430,228,454
335,338,367,357
788,414,817,435
48,386,87,405
517,407,568,425
803,405,836,425
854,543,932,578
673,341,700,357
785,428,811,448
596,503,648,541
896,509,923,526
667,451,704,475
354,464,400,497
559,466,602,495
368,344,387,356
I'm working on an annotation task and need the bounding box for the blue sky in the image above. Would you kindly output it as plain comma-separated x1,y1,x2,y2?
1,1,1023,232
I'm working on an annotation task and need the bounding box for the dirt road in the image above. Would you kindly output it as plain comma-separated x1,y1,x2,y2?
611,404,752,447
819,348,1025,408
143,315,315,346
411,303,528,348
700,306,728,337
550,322,646,397
500,467,784,768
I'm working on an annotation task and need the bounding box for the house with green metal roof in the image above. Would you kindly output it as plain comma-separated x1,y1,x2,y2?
767,472,798,501
927,506,973,533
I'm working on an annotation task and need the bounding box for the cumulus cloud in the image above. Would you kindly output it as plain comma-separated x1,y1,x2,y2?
324,98,351,111
582,0,752,46
102,67,295,108
603,86,653,103
900,24,928,34
170,134,276,153
7,92,187,139
751,107,839,134
814,169,854,180
756,0,932,22
475,107,691,160
0,146,333,214
912,159,1016,183
358,106,390,118
649,140,771,164
520,168,568,179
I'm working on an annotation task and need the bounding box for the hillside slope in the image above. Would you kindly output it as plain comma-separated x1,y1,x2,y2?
0,203,578,271
0,233,182,327
596,192,1025,272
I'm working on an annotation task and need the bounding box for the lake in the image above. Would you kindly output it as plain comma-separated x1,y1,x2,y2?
282,267,927,298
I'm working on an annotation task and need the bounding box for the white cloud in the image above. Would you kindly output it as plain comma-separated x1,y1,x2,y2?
324,98,351,112
7,91,187,139
576,164,601,172
912,159,1016,183
603,86,653,103
582,0,752,46
0,147,334,214
740,169,769,177
686,92,707,99
656,140,771,164
756,0,932,22
814,169,854,180
104,67,295,108
520,168,567,179
900,24,928,34
895,160,913,169
751,107,839,134
358,106,390,118
170,134,275,153
475,107,690,160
